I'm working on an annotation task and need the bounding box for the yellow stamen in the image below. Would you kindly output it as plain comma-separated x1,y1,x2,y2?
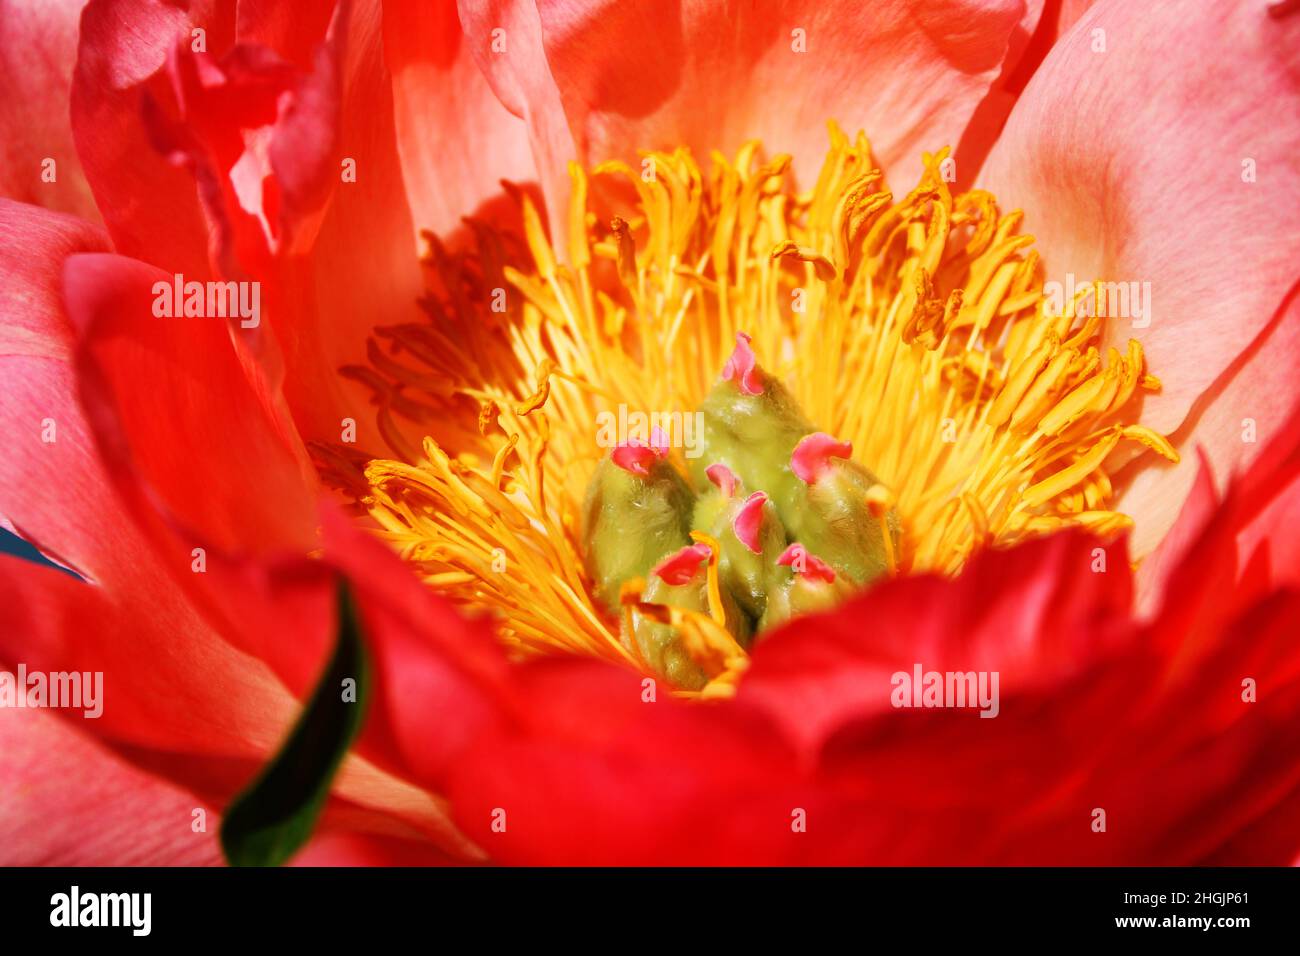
688,531,728,628
865,484,897,577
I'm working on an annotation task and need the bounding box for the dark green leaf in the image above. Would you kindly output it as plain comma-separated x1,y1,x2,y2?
220,580,369,866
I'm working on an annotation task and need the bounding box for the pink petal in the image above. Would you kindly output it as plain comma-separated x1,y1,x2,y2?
1138,391,1300,612
0,208,496,860
0,200,106,360
954,0,1095,182
979,0,1300,556
382,0,537,242
464,0,1044,191
0,547,299,757
290,831,469,866
319,507,516,797
0,202,303,757
0,0,102,224
0,708,221,865
1120,294,1300,558
455,0,578,226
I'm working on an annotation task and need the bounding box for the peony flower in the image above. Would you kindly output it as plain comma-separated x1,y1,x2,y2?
1,0,1298,865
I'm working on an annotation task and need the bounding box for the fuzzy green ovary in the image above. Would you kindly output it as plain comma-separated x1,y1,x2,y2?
760,569,852,631
789,460,899,583
690,373,897,585
581,456,694,609
583,367,899,688
691,488,788,622
688,370,812,504
631,573,750,692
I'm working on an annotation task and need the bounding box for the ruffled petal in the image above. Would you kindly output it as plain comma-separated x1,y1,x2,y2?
64,251,319,554
445,509,1300,863
71,0,427,448
1120,293,1300,557
1139,389,1300,610
460,0,1045,199
455,0,578,222
978,0,1300,557
70,0,214,275
382,0,537,242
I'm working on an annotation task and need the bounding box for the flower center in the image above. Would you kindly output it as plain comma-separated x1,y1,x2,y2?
581,332,899,691
316,121,1177,697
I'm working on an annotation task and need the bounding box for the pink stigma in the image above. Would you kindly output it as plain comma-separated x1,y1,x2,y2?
611,437,666,476
791,432,852,484
652,543,712,586
776,543,836,583
721,331,763,395
705,463,738,498
732,491,768,554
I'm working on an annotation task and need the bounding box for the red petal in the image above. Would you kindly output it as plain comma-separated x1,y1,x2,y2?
64,251,319,555
446,660,804,865
71,0,213,275
741,530,1134,754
